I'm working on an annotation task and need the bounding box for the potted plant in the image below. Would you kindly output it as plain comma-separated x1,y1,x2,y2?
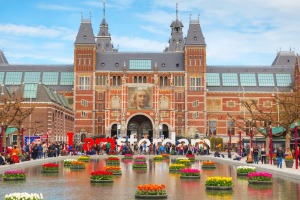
265,154,270,164
77,155,90,162
4,193,43,200
180,168,200,179
236,166,256,176
169,164,185,172
247,172,272,184
64,159,77,166
41,163,59,173
205,176,234,190
2,170,26,181
202,161,216,169
90,171,114,183
70,161,86,169
153,155,164,161
284,156,294,168
106,157,120,165
135,156,146,162
272,154,278,166
123,154,133,160
133,162,148,169
176,157,191,166
135,184,167,199
105,166,122,175
186,154,195,162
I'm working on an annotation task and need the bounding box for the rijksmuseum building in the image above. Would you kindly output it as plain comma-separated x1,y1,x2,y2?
0,4,300,144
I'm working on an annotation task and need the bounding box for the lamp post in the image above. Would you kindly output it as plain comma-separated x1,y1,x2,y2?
228,128,232,148
295,123,298,169
0,125,4,153
275,87,280,126
250,127,253,149
269,125,273,165
21,127,24,149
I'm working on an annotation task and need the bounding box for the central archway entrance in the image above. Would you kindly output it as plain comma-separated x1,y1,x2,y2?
127,115,153,141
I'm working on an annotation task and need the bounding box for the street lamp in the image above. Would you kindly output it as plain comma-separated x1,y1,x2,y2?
238,131,242,157
269,124,273,165
295,122,298,169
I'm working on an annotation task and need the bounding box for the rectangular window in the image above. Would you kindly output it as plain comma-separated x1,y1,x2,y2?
98,115,103,123
240,73,257,86
177,104,182,112
43,72,59,85
24,72,41,83
5,72,22,85
258,74,275,86
129,60,151,70
263,101,272,108
209,120,217,135
79,76,90,90
98,126,103,135
60,72,74,85
0,72,4,83
192,100,199,107
98,103,103,111
190,77,201,91
177,127,182,135
276,74,291,87
206,73,220,86
174,76,185,86
24,83,38,98
192,112,199,119
177,92,182,100
227,120,235,135
96,75,107,86
222,73,238,86
81,99,88,107
178,116,182,123
81,111,87,118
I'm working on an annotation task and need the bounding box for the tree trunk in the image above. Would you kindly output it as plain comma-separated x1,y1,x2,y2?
265,136,270,154
285,131,291,149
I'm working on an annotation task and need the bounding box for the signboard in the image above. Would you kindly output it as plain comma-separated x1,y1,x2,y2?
24,136,41,145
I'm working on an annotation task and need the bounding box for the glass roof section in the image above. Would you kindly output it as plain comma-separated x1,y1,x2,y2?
60,72,74,85
276,74,291,87
206,73,220,86
24,72,40,83
258,74,275,86
23,83,38,99
240,73,257,86
42,72,59,85
5,72,22,85
0,72,4,84
129,60,152,70
222,73,238,86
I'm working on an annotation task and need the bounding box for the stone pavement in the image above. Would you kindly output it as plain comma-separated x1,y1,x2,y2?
1,153,300,182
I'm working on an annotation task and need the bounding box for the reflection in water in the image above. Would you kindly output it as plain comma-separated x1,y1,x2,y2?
0,158,299,200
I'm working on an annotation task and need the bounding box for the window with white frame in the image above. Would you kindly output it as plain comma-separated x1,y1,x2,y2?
192,100,199,107
174,76,184,86
227,119,235,135
96,75,106,86
190,77,201,91
209,120,217,135
81,111,87,118
98,126,103,134
226,101,235,107
81,99,88,107
79,76,90,90
192,112,199,119
98,115,103,123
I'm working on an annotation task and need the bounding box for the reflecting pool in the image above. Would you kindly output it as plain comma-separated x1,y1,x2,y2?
0,158,300,200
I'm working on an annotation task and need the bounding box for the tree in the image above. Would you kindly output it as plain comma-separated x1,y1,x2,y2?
0,92,35,147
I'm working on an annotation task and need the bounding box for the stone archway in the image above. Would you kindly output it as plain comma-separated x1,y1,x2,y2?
127,115,153,141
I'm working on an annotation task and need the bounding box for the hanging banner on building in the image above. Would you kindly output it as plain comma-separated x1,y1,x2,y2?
128,86,152,110
24,136,41,145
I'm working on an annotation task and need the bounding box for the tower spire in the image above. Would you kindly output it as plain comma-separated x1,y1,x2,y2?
103,0,106,19
176,0,178,21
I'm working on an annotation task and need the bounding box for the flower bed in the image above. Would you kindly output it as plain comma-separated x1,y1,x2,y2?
135,156,146,162
161,154,170,159
205,177,233,190
202,161,216,169
77,155,90,162
135,184,167,199
133,162,148,169
41,163,59,173
180,168,200,179
177,159,191,166
236,166,256,176
105,166,122,175
123,154,133,159
4,193,43,200
64,159,77,166
169,164,185,172
90,171,114,183
153,155,164,161
186,154,195,162
2,170,26,181
107,157,120,165
70,161,86,169
247,172,272,184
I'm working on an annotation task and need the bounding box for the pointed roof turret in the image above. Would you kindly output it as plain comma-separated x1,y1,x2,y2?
0,50,9,65
185,15,206,46
165,1,184,52
74,16,95,44
96,0,115,52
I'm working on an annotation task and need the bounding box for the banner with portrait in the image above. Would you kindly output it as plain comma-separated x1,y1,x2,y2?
128,86,152,110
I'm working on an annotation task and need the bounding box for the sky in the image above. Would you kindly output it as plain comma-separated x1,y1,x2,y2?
0,0,299,65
